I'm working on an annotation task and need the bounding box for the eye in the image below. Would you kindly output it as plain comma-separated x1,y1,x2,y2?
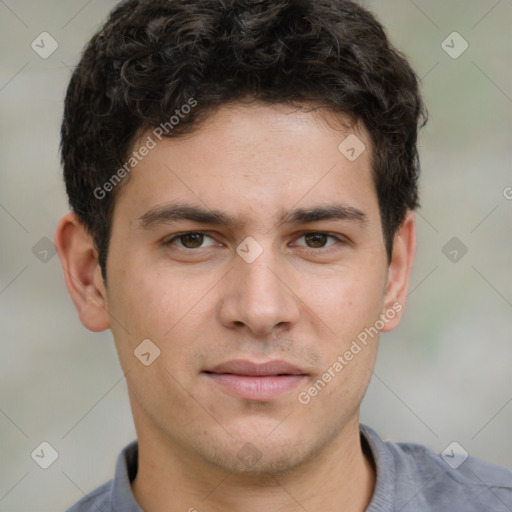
163,231,345,253
295,232,342,250
164,232,217,249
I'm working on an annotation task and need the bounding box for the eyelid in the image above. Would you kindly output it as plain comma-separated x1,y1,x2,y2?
291,232,348,255
163,230,348,252
164,231,218,248
292,231,344,246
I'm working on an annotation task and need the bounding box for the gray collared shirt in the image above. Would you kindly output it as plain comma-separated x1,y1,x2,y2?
65,424,512,511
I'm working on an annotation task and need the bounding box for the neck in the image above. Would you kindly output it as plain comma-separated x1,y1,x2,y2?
131,418,375,512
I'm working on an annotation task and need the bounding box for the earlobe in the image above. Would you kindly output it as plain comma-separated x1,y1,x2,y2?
54,212,110,332
381,210,416,333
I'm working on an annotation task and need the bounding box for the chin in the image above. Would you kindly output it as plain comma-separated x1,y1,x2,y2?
192,424,322,476
208,443,307,476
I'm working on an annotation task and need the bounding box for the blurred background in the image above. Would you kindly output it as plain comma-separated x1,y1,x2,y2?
0,0,511,510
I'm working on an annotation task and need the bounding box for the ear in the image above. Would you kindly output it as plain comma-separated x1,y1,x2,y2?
54,212,110,332
381,210,416,332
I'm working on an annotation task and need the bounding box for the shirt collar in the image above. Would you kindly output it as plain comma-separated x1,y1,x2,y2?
110,440,143,512
360,423,396,512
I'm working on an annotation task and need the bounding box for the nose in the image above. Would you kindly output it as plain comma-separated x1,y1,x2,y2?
218,245,300,337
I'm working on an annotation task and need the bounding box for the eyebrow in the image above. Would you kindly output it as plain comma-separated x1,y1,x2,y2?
138,202,368,230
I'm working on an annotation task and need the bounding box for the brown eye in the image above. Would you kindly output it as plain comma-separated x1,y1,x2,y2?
294,232,344,254
179,232,205,248
164,231,219,251
304,232,329,248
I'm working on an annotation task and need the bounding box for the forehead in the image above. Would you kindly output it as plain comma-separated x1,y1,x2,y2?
113,103,378,229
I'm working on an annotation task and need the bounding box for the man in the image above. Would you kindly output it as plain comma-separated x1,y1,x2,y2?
54,0,512,510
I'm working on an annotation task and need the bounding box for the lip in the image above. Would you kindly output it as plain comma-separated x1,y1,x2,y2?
203,359,308,401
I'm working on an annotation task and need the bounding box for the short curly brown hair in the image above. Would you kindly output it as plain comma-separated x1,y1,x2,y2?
61,0,427,283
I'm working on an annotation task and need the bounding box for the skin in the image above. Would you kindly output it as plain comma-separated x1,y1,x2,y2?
54,102,415,512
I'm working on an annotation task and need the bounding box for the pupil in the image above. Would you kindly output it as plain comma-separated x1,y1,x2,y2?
183,233,203,248
180,233,328,249
306,233,326,248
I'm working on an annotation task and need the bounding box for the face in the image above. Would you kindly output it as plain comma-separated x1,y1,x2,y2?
63,102,413,475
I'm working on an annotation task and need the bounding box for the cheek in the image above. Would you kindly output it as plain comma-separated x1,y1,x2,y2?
108,266,215,362
111,259,189,325
303,266,386,339
304,274,383,405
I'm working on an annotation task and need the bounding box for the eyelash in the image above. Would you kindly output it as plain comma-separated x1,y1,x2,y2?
163,231,346,254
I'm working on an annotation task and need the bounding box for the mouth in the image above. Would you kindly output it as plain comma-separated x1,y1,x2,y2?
202,359,308,401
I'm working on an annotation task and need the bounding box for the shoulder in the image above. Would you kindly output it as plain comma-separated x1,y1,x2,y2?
391,439,512,511
391,438,512,484
362,425,512,511
64,440,139,512
65,480,112,512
